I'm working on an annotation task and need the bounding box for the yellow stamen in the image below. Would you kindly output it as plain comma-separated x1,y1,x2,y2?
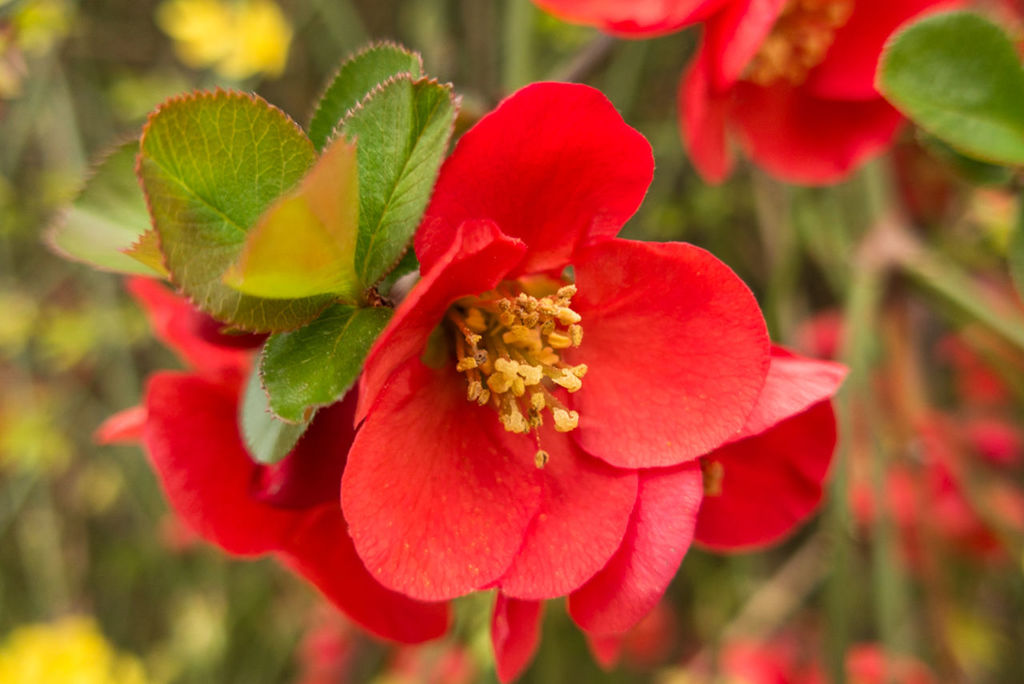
744,0,854,87
553,408,579,432
449,280,588,463
547,331,572,349
534,450,549,469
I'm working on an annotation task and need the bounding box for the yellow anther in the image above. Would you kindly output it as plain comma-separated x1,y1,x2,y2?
556,307,582,325
547,331,572,349
451,282,588,449
502,326,534,347
534,450,549,469
538,347,558,365
517,364,544,386
553,408,579,432
530,391,546,412
487,372,514,394
569,324,583,347
493,357,518,375
501,401,529,433
553,369,582,392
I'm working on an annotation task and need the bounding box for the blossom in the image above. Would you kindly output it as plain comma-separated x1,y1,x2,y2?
341,82,844,679
533,0,953,184
97,277,449,644
156,0,292,80
0,616,149,684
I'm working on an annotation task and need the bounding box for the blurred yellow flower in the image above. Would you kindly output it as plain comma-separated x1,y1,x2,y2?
0,616,150,684
0,388,72,475
157,0,292,80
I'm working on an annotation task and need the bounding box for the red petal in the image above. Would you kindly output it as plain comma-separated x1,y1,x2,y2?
127,277,252,379
806,0,958,101
279,505,451,644
679,47,734,184
142,372,300,555
585,633,623,669
496,426,638,600
729,82,904,184
695,400,837,550
704,0,787,89
358,220,526,424
94,405,147,444
342,359,542,601
416,82,653,276
570,239,770,469
732,346,846,440
568,464,702,634
491,594,544,684
252,389,357,509
531,0,726,36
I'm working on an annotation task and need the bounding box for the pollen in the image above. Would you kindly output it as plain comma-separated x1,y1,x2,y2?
744,0,854,87
449,281,586,460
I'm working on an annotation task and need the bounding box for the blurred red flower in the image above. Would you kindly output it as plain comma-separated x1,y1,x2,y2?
534,0,953,184
96,277,450,645
343,81,845,680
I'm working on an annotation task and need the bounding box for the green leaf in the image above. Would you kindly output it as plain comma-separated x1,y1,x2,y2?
137,90,333,332
261,304,393,422
47,141,162,276
879,11,1024,166
341,76,457,288
240,362,310,465
124,229,170,277
223,136,362,301
1010,195,1024,302
308,42,424,152
918,133,1014,187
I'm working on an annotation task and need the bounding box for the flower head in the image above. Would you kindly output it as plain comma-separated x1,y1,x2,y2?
532,0,955,184
341,81,844,679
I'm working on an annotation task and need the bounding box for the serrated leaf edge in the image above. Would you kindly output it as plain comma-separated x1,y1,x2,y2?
306,40,426,133
43,134,164,277
135,88,332,334
327,74,460,288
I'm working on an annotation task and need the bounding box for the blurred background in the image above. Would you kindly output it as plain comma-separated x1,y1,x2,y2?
1,0,1022,682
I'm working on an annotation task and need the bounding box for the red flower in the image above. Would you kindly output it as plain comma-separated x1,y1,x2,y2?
97,277,449,645
340,82,844,680
534,0,953,184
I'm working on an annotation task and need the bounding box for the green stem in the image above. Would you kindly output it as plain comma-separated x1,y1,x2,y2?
502,0,534,92
900,245,1024,354
828,242,886,684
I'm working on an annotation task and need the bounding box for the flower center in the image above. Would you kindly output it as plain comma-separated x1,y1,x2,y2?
743,0,854,87
447,282,587,467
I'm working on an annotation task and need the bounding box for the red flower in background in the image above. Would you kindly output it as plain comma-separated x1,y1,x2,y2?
97,278,449,645
342,81,845,680
534,0,954,184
